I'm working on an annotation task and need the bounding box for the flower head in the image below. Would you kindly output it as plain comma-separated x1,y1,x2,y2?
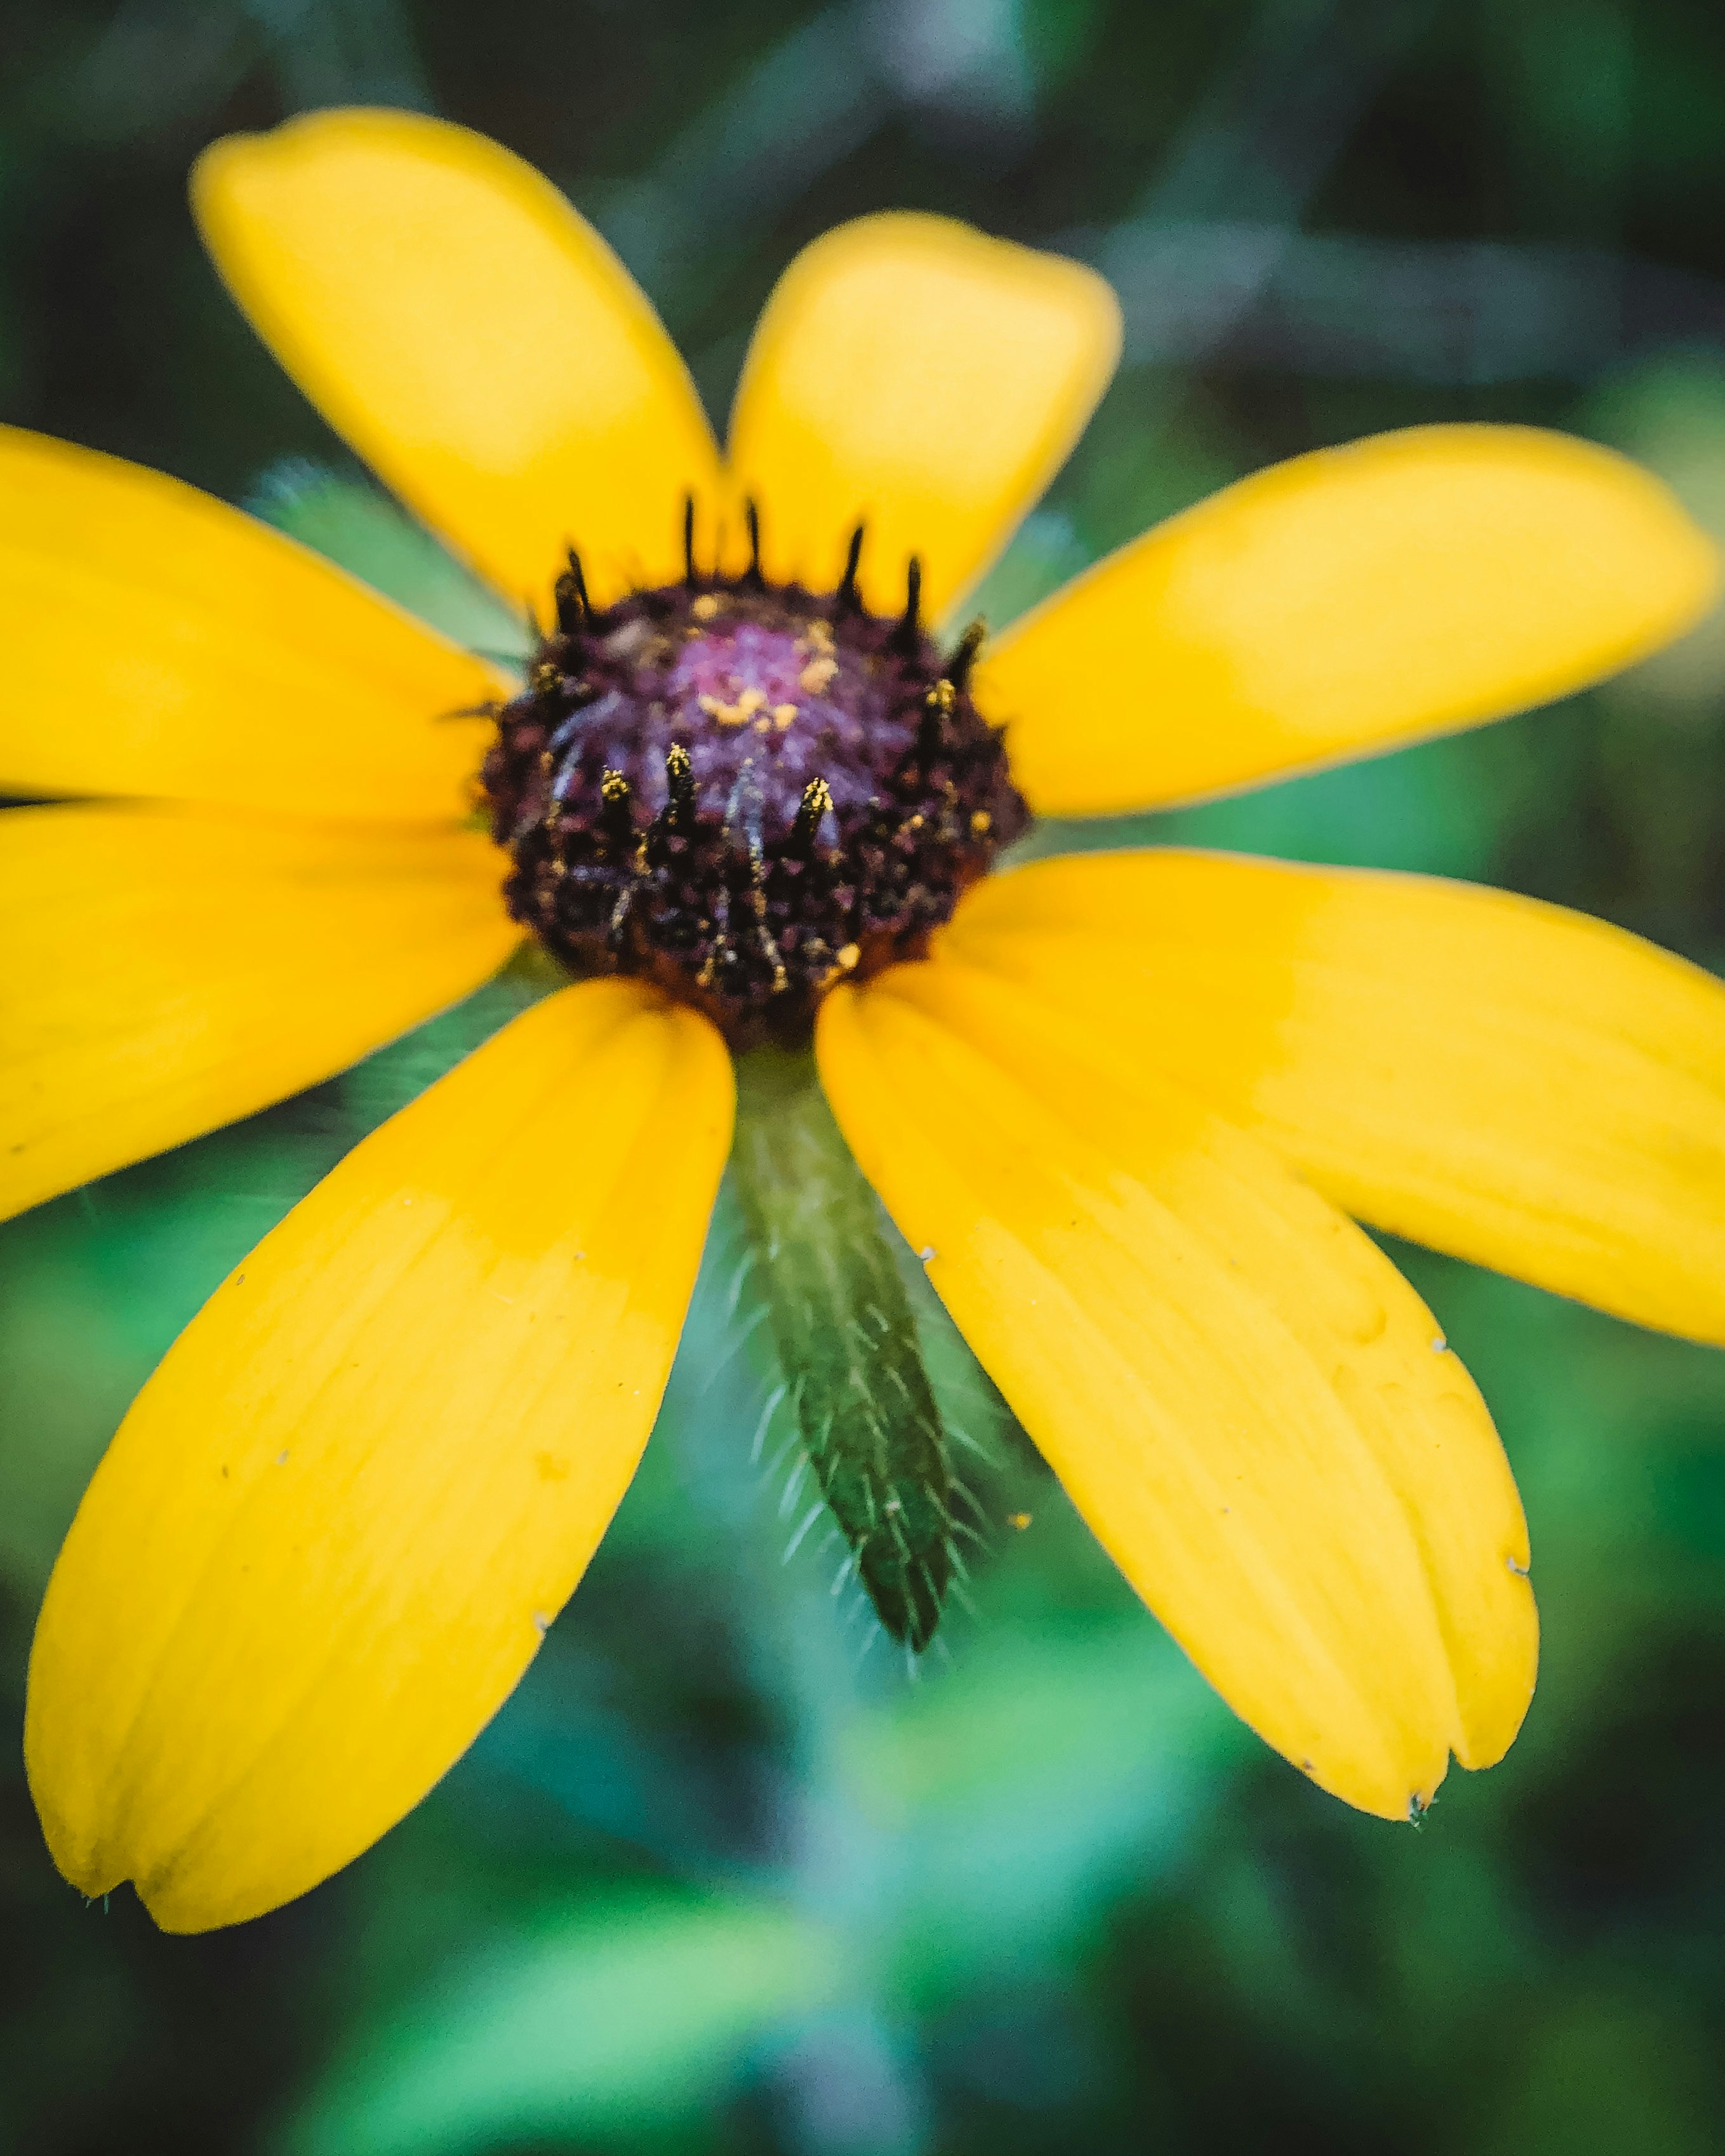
5,107,1721,1933
479,526,1025,1039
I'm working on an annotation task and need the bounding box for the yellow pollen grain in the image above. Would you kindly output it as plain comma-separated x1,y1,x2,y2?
773,703,798,730
692,594,721,621
970,809,992,834
699,687,766,728
796,619,838,695
837,942,860,971
753,716,771,734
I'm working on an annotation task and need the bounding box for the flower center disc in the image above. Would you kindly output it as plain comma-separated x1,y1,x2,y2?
481,530,1029,1046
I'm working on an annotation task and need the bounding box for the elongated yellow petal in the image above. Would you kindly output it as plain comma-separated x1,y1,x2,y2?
726,215,1120,622
27,981,733,1933
985,425,1721,815
817,960,1535,1817
0,425,501,817
1,803,519,1223
193,110,722,609
947,849,1725,1343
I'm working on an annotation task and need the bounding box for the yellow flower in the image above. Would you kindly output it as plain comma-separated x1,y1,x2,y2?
7,107,1722,1935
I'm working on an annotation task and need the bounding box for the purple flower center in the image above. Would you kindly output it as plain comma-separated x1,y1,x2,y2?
479,532,1028,1046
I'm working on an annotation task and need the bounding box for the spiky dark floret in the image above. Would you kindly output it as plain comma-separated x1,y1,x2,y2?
479,536,1029,1045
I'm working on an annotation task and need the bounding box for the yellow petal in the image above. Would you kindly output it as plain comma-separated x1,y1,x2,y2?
726,214,1120,623
947,849,1725,1344
2,803,520,1223
193,109,722,609
985,425,1722,815
26,980,733,1933
817,959,1535,1817
0,425,502,818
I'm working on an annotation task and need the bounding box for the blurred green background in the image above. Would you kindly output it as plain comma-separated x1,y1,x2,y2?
8,0,1725,2148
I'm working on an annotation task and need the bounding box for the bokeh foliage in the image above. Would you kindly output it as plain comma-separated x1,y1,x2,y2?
7,0,1725,2148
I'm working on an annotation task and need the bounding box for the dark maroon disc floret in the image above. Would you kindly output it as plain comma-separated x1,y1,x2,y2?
478,522,1029,1046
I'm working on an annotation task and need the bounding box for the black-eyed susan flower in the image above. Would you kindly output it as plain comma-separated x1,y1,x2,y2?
8,107,1722,1934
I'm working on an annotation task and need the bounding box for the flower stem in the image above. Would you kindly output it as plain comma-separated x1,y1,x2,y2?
730,1044,952,1652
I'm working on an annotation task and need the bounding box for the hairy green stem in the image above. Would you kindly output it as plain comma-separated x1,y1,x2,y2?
730,1046,952,1651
